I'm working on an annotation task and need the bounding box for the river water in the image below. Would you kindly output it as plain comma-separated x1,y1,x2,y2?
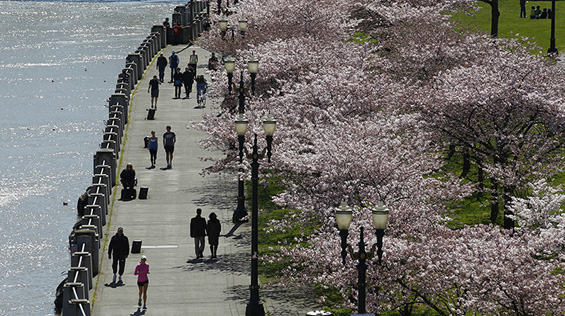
0,1,176,314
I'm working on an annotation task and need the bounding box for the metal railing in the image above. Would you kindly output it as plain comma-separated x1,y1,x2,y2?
59,2,209,314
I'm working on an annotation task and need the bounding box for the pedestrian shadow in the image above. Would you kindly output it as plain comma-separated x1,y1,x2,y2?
174,251,249,275
130,308,146,316
104,281,125,288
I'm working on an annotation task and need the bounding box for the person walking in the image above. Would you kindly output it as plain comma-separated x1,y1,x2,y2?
156,54,167,83
173,68,183,99
147,131,158,169
134,255,150,310
172,22,181,45
108,227,129,284
190,208,207,259
163,125,176,169
195,74,207,105
207,212,221,258
182,66,194,99
148,75,160,109
188,50,198,77
169,51,179,83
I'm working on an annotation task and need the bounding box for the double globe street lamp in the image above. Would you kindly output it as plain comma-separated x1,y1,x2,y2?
218,15,248,40
235,114,276,316
224,55,258,96
227,55,259,222
336,202,390,315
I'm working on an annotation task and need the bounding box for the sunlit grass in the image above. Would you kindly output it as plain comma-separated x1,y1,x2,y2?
454,0,565,54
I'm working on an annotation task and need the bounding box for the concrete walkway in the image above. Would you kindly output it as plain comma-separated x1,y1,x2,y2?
90,44,318,316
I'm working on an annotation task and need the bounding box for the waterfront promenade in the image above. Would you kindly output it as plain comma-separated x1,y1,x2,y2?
89,45,316,316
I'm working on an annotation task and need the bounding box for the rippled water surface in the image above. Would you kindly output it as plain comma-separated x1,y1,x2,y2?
0,1,175,314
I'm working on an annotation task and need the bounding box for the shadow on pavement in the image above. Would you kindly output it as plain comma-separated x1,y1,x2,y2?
104,282,125,288
130,307,146,316
187,173,234,212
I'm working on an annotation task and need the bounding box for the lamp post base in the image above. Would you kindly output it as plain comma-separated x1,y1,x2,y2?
548,47,559,56
245,302,265,316
233,208,248,223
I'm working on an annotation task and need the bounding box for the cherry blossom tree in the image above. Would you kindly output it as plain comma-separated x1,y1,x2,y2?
193,0,565,313
411,40,565,229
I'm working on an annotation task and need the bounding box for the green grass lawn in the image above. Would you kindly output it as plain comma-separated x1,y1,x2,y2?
455,0,565,54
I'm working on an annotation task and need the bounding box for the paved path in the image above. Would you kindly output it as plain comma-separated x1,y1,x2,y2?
89,44,318,316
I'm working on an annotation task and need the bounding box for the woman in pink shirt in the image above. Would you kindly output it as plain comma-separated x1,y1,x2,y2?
134,255,150,309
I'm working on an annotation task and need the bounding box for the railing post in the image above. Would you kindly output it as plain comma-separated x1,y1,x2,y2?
110,93,128,124
105,123,122,144
125,63,137,85
94,149,116,187
152,25,166,48
75,227,99,276
71,252,93,286
68,267,90,298
127,53,143,81
95,164,113,188
93,173,111,205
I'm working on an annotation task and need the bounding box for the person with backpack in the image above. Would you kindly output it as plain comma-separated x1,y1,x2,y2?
195,75,207,105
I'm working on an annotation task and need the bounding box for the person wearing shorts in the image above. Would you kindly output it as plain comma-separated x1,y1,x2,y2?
163,125,176,169
134,255,149,310
147,131,158,169
148,75,160,109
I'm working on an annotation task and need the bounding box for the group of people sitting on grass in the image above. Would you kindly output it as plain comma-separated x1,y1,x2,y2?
531,5,552,19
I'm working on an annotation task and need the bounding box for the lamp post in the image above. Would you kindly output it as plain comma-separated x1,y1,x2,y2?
336,202,390,314
218,16,231,40
224,55,235,94
248,55,258,95
229,57,259,222
548,0,558,55
235,114,276,316
234,113,249,222
218,15,249,40
239,15,248,36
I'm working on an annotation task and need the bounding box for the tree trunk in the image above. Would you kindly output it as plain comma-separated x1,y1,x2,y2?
490,178,500,224
503,186,515,229
479,0,500,37
447,144,456,160
477,163,484,192
460,150,471,179
490,0,500,37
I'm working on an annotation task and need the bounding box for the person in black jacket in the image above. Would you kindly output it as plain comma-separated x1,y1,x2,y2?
156,54,168,83
182,66,194,99
173,68,183,99
190,208,207,259
207,212,221,258
108,227,129,283
120,163,136,188
120,163,136,200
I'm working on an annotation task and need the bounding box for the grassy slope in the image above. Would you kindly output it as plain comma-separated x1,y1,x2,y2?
455,0,565,53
